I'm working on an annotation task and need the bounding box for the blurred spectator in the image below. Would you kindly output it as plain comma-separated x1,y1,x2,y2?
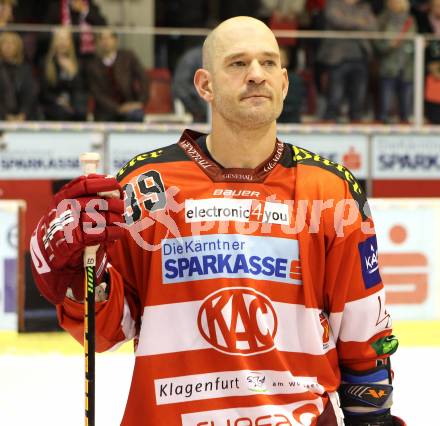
260,1,309,71
0,32,38,121
278,45,306,122
40,27,87,121
305,0,327,102
155,0,208,71
411,0,430,19
0,0,14,27
13,1,48,23
375,0,416,123
6,1,52,66
47,0,107,60
369,0,386,14
86,29,149,122
172,45,206,122
317,0,377,122
260,0,309,34
417,0,440,123
306,0,326,29
156,0,208,28
220,0,262,20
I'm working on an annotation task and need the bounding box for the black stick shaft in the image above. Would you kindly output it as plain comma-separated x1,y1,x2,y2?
85,265,95,425
80,153,100,426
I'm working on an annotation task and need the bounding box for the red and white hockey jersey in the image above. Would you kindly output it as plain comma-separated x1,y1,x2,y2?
58,129,393,425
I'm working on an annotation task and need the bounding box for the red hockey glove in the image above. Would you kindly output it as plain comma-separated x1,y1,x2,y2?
30,174,125,304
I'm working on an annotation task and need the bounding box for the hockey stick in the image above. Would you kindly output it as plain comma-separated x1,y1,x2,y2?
80,153,120,425
80,152,100,426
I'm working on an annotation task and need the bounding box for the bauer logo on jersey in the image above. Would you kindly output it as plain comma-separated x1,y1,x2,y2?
161,234,302,285
358,235,382,288
185,198,290,225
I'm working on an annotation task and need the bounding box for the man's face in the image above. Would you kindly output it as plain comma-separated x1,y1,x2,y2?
98,31,117,56
208,22,288,129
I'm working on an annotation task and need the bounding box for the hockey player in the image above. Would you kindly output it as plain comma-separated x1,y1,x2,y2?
30,16,405,425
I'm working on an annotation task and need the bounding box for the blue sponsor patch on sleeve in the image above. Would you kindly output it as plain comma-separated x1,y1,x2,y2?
358,235,382,289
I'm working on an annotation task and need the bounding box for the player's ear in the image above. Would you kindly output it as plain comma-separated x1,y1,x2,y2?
194,68,213,103
282,67,289,100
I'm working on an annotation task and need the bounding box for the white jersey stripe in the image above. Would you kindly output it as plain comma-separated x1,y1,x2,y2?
337,289,391,343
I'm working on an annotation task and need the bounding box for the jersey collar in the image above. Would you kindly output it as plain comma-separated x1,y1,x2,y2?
178,129,285,183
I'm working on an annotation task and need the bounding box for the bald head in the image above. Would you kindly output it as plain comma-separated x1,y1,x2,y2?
194,15,288,129
202,16,279,72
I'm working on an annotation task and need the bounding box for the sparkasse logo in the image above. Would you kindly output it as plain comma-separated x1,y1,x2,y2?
197,287,277,356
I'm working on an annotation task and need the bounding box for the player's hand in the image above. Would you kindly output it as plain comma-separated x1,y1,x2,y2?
30,174,125,304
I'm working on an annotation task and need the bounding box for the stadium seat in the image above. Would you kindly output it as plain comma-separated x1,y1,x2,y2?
144,68,173,114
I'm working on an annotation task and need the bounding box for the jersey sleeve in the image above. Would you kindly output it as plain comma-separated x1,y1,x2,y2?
324,180,394,372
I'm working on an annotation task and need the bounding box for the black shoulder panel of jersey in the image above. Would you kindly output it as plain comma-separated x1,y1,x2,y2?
292,145,370,220
116,142,190,182
279,142,296,168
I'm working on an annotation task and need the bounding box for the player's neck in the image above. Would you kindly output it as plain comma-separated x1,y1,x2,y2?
207,120,277,169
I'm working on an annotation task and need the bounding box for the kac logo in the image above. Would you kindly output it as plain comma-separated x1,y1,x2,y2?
197,287,278,356
358,236,382,289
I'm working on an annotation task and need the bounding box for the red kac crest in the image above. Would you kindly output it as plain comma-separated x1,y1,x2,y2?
197,287,278,356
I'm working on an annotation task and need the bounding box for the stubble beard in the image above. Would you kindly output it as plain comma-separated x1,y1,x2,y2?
213,93,283,129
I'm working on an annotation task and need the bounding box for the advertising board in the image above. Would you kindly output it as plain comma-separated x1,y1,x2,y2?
371,198,440,320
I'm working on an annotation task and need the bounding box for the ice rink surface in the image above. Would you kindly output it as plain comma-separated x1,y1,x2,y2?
0,346,439,425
